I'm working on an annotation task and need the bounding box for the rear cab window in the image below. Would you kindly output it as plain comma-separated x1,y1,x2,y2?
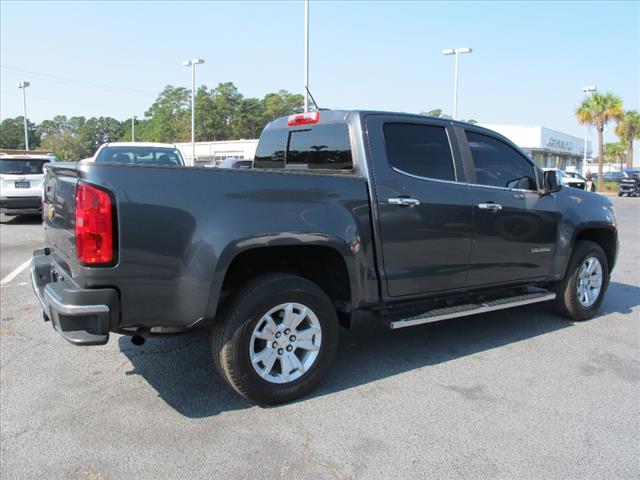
254,123,353,172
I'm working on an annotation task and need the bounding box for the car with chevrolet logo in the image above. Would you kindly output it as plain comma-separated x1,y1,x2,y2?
1,151,58,216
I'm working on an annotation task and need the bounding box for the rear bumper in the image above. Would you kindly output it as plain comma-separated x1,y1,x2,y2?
1,196,41,214
30,249,119,346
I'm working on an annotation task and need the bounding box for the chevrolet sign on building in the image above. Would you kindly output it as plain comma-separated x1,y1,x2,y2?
481,124,591,171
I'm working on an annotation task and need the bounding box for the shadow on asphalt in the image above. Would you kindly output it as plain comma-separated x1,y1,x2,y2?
0,214,42,225
599,281,640,316
119,280,639,418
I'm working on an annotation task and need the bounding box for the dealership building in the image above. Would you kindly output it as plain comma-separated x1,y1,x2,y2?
481,124,592,172
179,124,592,172
176,139,258,166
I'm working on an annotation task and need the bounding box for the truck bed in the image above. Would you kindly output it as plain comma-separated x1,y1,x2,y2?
43,162,377,330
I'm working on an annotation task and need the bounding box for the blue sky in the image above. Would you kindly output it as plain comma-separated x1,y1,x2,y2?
1,0,638,148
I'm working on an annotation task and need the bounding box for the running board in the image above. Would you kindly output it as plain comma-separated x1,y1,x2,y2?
389,291,556,330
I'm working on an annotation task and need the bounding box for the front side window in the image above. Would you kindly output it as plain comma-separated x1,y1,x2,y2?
466,131,536,190
383,123,455,181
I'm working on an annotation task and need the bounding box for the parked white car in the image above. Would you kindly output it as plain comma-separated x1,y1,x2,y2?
542,168,586,190
82,142,185,166
0,152,58,215
217,157,253,169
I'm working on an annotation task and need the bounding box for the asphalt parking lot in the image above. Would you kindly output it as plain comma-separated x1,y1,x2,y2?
1,196,638,480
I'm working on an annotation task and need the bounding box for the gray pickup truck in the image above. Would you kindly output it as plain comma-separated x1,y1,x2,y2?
32,110,618,404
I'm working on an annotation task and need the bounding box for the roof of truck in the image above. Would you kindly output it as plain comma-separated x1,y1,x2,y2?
264,110,518,151
265,109,487,129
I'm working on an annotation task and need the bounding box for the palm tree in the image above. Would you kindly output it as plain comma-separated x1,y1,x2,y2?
603,142,626,172
615,110,640,169
576,92,624,191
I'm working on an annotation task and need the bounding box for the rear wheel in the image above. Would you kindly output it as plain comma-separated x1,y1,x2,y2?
552,240,609,321
212,273,339,404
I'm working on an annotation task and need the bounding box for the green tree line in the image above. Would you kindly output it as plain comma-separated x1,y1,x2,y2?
0,82,304,160
420,108,478,124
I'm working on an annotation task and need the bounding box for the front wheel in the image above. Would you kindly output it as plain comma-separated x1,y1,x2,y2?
552,240,609,321
212,273,339,404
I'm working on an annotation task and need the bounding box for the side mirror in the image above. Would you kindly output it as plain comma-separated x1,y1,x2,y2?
544,170,562,193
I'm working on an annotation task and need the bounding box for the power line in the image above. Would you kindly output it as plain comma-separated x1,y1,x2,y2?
0,65,156,98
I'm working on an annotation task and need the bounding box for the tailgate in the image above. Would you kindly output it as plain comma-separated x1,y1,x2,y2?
42,163,80,276
0,173,45,197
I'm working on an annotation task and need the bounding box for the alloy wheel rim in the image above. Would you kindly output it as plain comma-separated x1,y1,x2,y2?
576,256,603,308
249,302,322,384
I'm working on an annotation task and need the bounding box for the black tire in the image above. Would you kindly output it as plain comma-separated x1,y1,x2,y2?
212,273,339,404
552,240,609,321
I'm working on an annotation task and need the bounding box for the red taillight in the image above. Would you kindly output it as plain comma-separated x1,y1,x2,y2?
287,111,320,126
75,183,113,265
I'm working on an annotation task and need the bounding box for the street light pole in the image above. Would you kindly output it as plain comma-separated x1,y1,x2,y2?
442,48,472,120
581,85,596,172
132,115,135,142
18,81,30,150
453,52,459,120
183,58,205,165
304,0,310,112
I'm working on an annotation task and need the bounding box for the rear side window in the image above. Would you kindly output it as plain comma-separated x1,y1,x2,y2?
383,123,455,181
254,124,352,171
466,131,536,190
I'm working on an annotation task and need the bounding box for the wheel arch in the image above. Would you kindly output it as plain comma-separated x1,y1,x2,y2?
571,225,618,273
206,236,359,328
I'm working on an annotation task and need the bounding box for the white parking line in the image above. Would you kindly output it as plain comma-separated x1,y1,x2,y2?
0,259,31,285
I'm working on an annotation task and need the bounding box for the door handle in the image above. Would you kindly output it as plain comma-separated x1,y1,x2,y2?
388,197,420,207
478,202,502,211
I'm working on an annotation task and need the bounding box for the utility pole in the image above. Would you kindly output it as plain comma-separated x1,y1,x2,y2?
132,116,135,142
442,48,472,120
183,58,205,165
18,81,30,150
